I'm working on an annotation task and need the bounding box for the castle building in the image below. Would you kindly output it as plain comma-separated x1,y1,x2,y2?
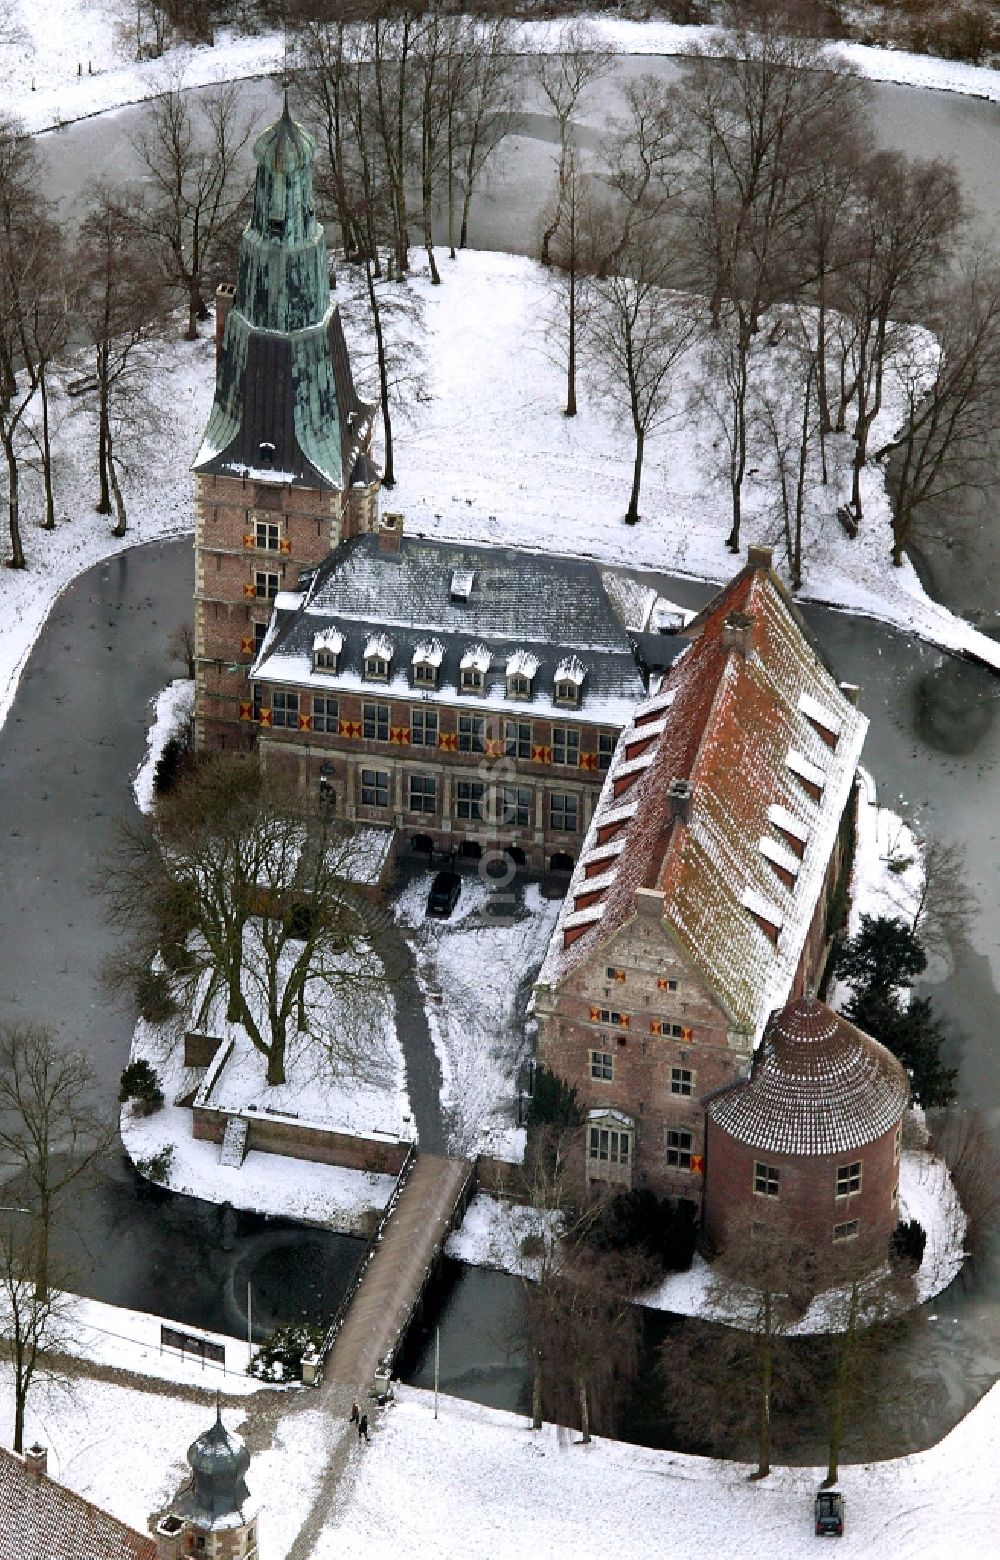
0,1442,155,1560
704,995,909,1258
192,96,379,753
534,551,869,1207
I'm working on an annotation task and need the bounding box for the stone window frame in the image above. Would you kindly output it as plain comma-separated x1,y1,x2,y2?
506,672,532,700
589,1049,614,1082
666,1128,693,1171
598,732,615,771
408,774,437,815
552,726,581,767
504,719,532,760
253,518,282,551
833,1218,860,1243
588,1122,632,1167
460,666,486,694
554,678,581,709
411,707,439,747
271,689,299,729
456,780,485,821
413,660,438,688
363,702,390,742
254,570,280,600
360,768,390,808
314,646,338,672
312,695,339,734
501,786,532,829
458,713,486,753
835,1161,862,1198
364,654,391,682
549,792,579,833
670,1066,694,1097
753,1161,780,1197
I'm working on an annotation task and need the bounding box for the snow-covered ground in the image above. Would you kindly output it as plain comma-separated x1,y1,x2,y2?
46,1293,259,1393
395,874,561,1158
133,677,195,812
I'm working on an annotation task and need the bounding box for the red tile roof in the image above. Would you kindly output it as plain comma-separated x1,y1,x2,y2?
0,1447,156,1560
538,562,868,1043
706,996,909,1154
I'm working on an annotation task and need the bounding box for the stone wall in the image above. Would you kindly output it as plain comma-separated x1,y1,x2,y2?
192,1105,410,1176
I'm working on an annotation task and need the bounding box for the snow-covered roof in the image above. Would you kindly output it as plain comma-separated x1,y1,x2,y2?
798,689,843,738
0,1448,156,1560
555,654,587,686
586,1106,635,1127
412,637,445,668
460,642,492,673
506,649,539,679
450,568,475,600
364,632,394,662
313,626,343,655
538,561,869,1045
707,997,908,1156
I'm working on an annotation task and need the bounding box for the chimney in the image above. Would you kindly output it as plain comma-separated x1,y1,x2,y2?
666,778,693,824
378,512,404,554
24,1444,47,1478
838,681,861,709
747,544,773,570
152,1513,188,1560
722,610,754,659
215,282,235,368
635,888,664,918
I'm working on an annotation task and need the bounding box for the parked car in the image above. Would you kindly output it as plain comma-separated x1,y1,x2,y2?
426,870,461,919
814,1490,845,1538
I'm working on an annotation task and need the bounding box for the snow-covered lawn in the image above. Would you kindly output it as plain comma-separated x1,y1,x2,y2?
316,1378,998,1560
47,1293,260,1394
395,873,561,1158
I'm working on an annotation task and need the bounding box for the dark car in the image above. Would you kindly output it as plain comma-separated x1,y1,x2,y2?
814,1490,845,1538
426,870,461,919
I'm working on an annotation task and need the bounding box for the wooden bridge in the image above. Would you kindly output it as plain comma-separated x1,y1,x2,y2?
317,1151,475,1394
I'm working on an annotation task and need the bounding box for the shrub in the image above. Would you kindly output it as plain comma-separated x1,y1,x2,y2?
119,1058,165,1114
135,1145,174,1185
527,1064,583,1130
249,1322,326,1383
154,735,193,796
593,1189,698,1272
890,1217,927,1268
136,968,178,1024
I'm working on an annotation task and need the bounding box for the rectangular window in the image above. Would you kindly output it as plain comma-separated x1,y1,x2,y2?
504,719,532,760
754,1162,780,1197
657,977,679,993
666,1129,693,1171
836,1161,862,1198
553,726,581,767
595,1009,627,1028
253,619,268,652
549,793,579,833
413,662,437,687
589,1050,614,1081
458,714,486,753
252,684,264,722
501,786,532,828
361,768,389,808
408,774,436,814
456,781,485,821
271,689,299,729
254,571,279,599
833,1219,860,1243
670,1067,693,1097
363,702,390,742
460,667,485,693
588,1126,631,1166
606,966,626,983
598,732,615,771
411,708,439,747
254,519,281,550
312,695,338,734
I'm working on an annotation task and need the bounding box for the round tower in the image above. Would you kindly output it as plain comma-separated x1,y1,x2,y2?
155,1404,259,1559
704,995,909,1266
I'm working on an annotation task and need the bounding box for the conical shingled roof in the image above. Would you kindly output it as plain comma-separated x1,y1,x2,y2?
175,1407,253,1530
707,996,908,1156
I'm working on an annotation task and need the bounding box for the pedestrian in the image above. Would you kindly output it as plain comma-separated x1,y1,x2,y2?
358,1412,369,1443
349,1401,360,1426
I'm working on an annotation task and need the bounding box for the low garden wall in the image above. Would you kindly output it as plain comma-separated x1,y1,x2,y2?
192,1103,411,1176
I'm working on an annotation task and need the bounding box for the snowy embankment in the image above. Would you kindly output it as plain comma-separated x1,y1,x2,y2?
133,678,195,813
9,5,1000,141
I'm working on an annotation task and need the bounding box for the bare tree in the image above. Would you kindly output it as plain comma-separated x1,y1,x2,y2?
0,1023,113,1301
542,147,596,419
130,76,253,339
104,754,395,1088
535,22,614,268
0,1214,76,1453
453,17,520,253
910,836,976,960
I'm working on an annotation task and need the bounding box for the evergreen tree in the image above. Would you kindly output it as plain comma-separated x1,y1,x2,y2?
835,914,926,996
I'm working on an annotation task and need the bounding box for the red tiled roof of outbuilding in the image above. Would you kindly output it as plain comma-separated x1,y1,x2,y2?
706,996,909,1155
0,1447,156,1560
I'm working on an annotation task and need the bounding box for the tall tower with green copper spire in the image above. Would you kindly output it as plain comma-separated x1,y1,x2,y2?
192,95,379,752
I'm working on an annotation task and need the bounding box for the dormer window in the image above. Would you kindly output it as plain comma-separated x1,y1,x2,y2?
364,632,393,682
411,637,444,690
258,441,276,468
554,655,586,708
505,650,538,701
313,627,343,674
460,643,490,695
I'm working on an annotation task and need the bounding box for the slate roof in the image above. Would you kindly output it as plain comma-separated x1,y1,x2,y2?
706,996,909,1155
537,560,869,1043
253,533,646,726
0,1448,156,1560
172,1411,254,1532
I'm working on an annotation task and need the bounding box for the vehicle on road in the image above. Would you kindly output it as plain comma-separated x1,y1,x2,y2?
426,870,461,919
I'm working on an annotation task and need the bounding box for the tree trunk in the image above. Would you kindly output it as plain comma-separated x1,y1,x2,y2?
5,437,24,569
107,423,126,538
826,1283,860,1486
266,1035,286,1087
447,112,456,261
757,1297,773,1479
39,367,55,530
13,1374,25,1455
565,254,577,418
793,358,815,590
97,353,112,514
578,1375,590,1444
625,428,644,525
186,275,201,341
532,1346,543,1431
365,259,395,489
